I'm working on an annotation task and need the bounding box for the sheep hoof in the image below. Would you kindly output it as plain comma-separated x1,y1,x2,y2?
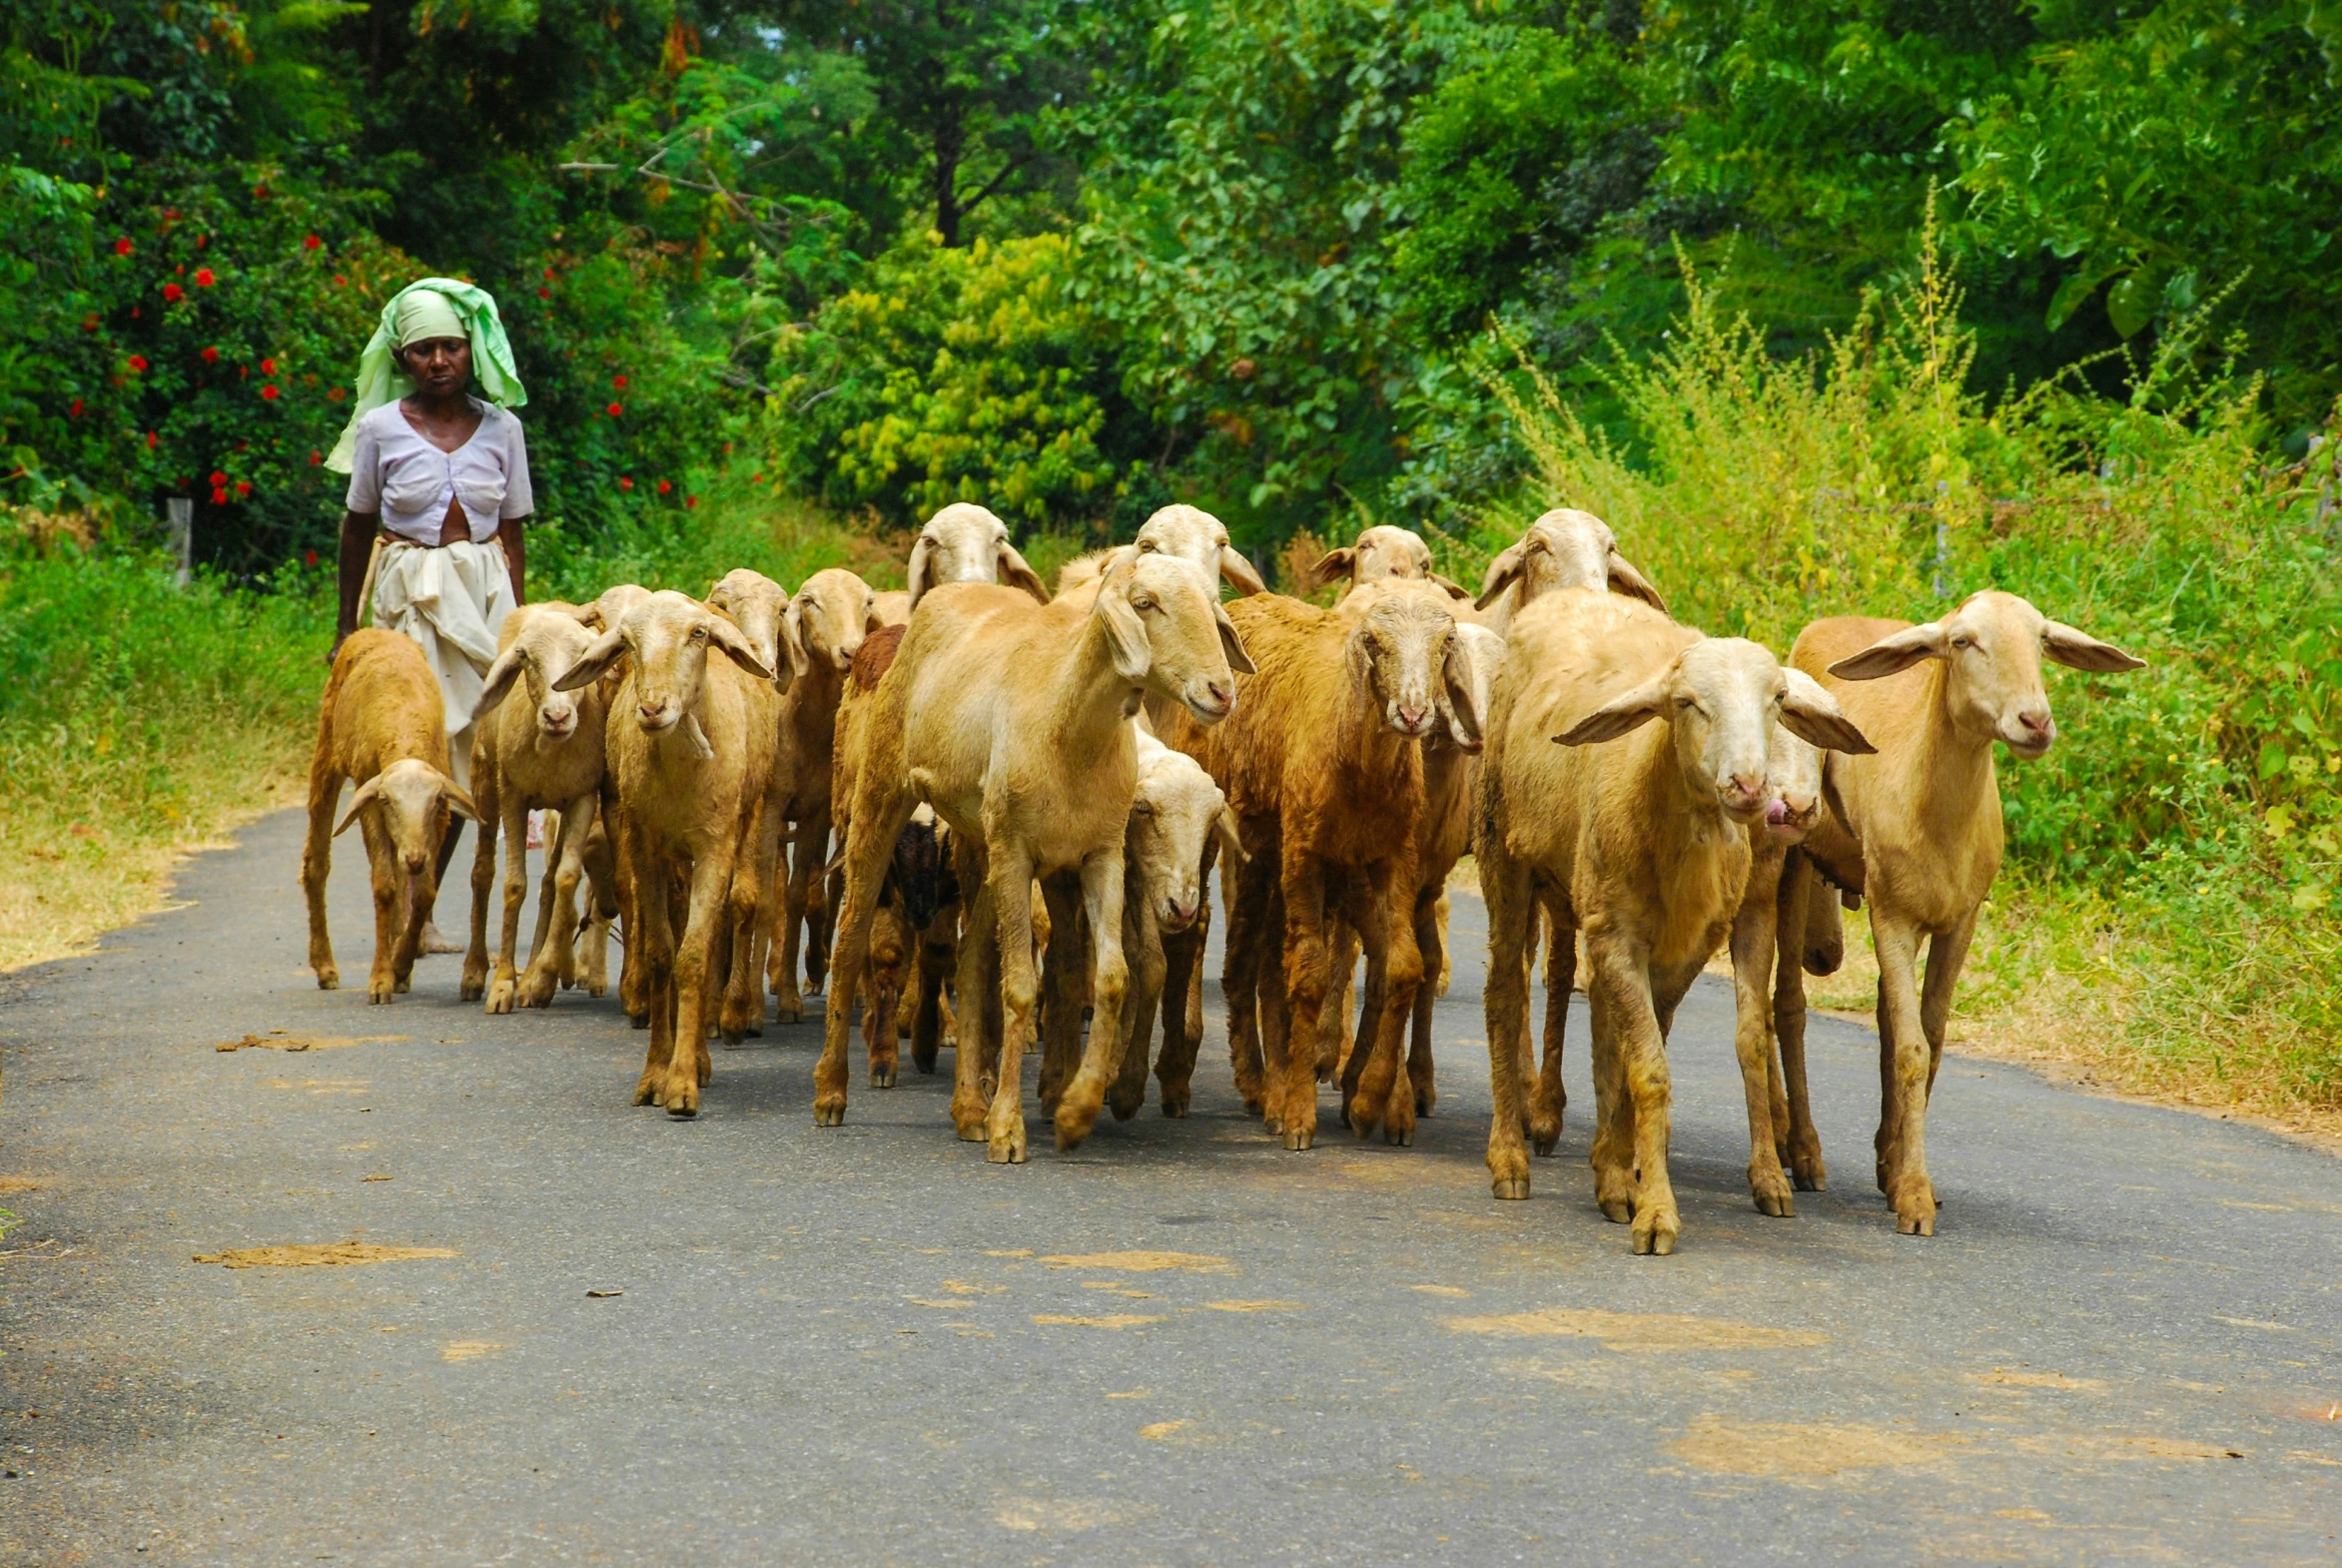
316,970,340,991
1491,1177,1529,1201
987,1120,1028,1165
666,1098,699,1121
368,979,396,1005
1241,1098,1264,1120
870,1063,898,1089
393,974,411,995
1108,1090,1144,1124
1382,1119,1413,1148
459,976,485,1003
813,1097,846,1127
913,1047,939,1075
1053,1102,1099,1152
1530,1129,1561,1158
1632,1218,1679,1256
1792,1150,1827,1191
773,996,803,1024
1752,1180,1795,1218
632,1077,659,1107
1598,1197,1633,1224
1280,1125,1315,1153
1159,1088,1189,1119
1414,1087,1436,1117
485,980,516,1015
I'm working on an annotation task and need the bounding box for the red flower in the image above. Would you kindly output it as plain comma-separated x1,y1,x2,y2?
163,208,179,221
69,398,84,416
146,430,158,448
195,235,207,250
306,549,319,566
162,283,184,303
327,387,347,402
128,356,148,372
209,470,227,485
201,347,220,364
537,288,550,299
684,494,698,510
194,267,216,287
656,478,671,494
309,449,322,465
750,472,764,484
261,358,276,374
618,476,634,491
612,374,628,390
542,267,554,282
606,401,622,416
261,385,280,400
210,485,228,504
113,237,133,256
304,234,322,251
334,274,347,287
253,184,269,200
234,480,251,497
131,306,140,319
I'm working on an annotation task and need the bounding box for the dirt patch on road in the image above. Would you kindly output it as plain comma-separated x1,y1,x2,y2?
191,1241,457,1268
216,1032,407,1053
1672,1416,1952,1476
0,1176,40,1194
1038,1250,1233,1274
1032,1313,1164,1329
1445,1307,1825,1352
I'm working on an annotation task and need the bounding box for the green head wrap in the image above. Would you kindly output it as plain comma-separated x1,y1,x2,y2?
326,277,527,473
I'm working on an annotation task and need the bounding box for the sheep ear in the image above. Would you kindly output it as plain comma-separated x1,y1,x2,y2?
1210,803,1247,867
708,615,779,686
1606,549,1668,613
1430,572,1473,602
1099,588,1152,681
552,626,626,692
998,539,1052,604
782,600,812,683
1827,621,1949,681
566,602,604,629
1475,543,1526,611
1213,600,1255,676
2042,620,2145,672
334,778,382,837
472,646,526,720
1779,671,1876,755
1309,546,1354,593
1217,543,1266,596
1554,674,1669,746
905,536,935,608
439,777,482,822
1439,634,1487,752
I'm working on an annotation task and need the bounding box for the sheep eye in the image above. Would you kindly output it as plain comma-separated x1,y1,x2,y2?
690,626,708,641
1952,636,1972,650
1133,595,1156,611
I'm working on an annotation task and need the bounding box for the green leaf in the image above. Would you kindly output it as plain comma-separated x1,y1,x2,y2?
2105,269,2163,340
2045,261,2119,334
2259,740,2290,780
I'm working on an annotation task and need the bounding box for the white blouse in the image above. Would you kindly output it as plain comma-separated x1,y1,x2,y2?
344,398,534,544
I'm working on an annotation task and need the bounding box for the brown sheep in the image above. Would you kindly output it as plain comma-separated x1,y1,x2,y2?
817,554,1248,1161
1795,590,2142,1235
459,602,611,1014
554,590,783,1116
1159,581,1483,1150
1478,590,1870,1253
302,629,480,1003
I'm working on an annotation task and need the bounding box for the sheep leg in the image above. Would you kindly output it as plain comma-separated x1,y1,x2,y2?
863,902,906,1087
659,848,735,1116
1335,879,1392,1135
1184,895,1207,1055
1272,853,1333,1153
576,815,617,998
1316,917,1357,1084
1407,883,1441,1117
815,791,912,1128
1920,915,1972,1098
1728,858,1796,1218
911,914,956,1074
1258,879,1292,1130
481,795,529,1014
302,767,342,991
1590,937,1678,1254
523,799,589,1008
1371,861,1426,1146
1154,918,1203,1118
357,810,402,1004
772,815,817,1023
1775,858,1827,1190
1479,836,1537,1198
1036,872,1087,1117
1054,847,1133,1153
1870,909,1937,1235
949,880,1001,1139
983,848,1040,1164
1219,816,1277,1119
460,762,498,1002
1114,901,1165,1123
615,802,649,1029
632,854,678,1106
804,815,836,995
1532,891,1572,1153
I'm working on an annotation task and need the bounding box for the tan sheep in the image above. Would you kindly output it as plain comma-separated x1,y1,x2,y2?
1794,590,2142,1235
458,602,611,1014
302,629,480,1002
1309,523,1473,603
554,590,783,1116
1473,508,1666,633
1158,580,1483,1150
906,502,1050,608
817,554,1248,1161
869,589,911,628
1477,590,1870,1253
1060,504,1270,600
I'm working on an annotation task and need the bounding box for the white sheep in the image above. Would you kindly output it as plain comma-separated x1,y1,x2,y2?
906,502,1050,608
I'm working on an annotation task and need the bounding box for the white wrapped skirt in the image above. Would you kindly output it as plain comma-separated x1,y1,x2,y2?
371,537,514,791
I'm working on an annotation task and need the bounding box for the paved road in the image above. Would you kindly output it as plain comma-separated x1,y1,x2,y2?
2,810,2338,1566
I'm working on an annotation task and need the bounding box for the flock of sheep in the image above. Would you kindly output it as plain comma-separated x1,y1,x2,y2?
299,500,2143,1253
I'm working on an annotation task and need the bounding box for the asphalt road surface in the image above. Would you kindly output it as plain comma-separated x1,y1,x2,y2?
3,809,2339,1566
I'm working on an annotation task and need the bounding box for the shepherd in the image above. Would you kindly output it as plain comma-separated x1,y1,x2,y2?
326,278,533,952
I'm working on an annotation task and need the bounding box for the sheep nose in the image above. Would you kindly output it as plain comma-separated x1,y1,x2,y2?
1398,704,1429,731
1725,773,1765,807
2018,708,2053,740
1207,680,1232,707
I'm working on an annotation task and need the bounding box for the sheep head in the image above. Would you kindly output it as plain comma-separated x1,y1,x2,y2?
1096,553,1251,724
1476,508,1664,615
1558,637,1874,824
1759,670,1837,841
705,569,791,685
575,582,651,633
335,758,478,873
1133,503,1266,596
1341,581,1470,742
1438,622,1505,754
1824,589,2144,761
553,589,778,749
472,604,598,747
1128,747,1239,934
906,502,1049,608
790,567,877,678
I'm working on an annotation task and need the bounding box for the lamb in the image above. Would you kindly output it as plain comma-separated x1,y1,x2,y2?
1793,590,2142,1235
1158,580,1483,1150
1473,508,1666,633
906,502,1050,607
1476,589,1871,1253
816,553,1247,1162
552,590,783,1116
302,629,480,1002
458,602,611,1014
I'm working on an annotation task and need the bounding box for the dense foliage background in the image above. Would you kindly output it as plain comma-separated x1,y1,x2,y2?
8,1,2342,1112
